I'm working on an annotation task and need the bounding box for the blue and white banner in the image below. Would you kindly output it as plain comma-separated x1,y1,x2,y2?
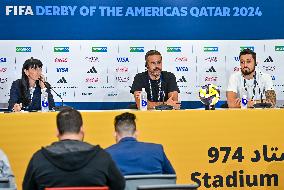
0,0,284,40
1,40,284,109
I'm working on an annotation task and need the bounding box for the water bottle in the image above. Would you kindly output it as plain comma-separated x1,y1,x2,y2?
139,88,147,111
41,90,49,112
241,94,248,109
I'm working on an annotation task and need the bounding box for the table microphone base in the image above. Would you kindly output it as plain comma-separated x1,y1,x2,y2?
253,103,272,108
52,106,73,112
155,104,173,110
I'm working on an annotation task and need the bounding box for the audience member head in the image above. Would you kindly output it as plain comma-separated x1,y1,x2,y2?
114,112,137,142
56,108,84,141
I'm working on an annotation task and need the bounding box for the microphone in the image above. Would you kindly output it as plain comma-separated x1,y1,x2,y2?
155,83,173,110
38,77,71,111
260,88,263,104
253,86,272,108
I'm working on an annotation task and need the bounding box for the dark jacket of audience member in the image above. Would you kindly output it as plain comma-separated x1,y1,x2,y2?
23,108,125,190
23,140,124,190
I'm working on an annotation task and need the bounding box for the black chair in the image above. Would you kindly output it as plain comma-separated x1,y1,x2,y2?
137,184,199,190
0,177,16,190
0,103,9,112
45,187,109,190
0,178,9,188
124,174,176,190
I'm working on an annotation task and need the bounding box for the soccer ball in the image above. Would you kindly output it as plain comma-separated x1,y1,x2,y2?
199,84,220,106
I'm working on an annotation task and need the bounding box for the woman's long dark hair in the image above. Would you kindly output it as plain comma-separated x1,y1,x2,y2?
20,57,43,107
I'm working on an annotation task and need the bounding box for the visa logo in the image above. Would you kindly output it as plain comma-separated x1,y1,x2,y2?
16,47,31,52
92,47,107,52
117,57,129,62
130,47,144,52
240,46,254,51
54,47,69,52
275,46,284,51
176,66,188,71
167,47,181,52
204,47,218,52
56,68,69,72
0,58,7,62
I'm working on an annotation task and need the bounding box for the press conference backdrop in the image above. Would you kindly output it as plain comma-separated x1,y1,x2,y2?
0,0,284,109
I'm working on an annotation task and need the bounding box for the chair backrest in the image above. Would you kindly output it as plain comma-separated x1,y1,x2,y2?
0,178,9,188
137,184,199,190
45,187,109,190
124,174,176,190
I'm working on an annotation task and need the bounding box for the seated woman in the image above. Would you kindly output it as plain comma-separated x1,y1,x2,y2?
8,57,55,112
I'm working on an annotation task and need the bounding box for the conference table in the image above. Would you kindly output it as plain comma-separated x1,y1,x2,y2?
0,109,283,190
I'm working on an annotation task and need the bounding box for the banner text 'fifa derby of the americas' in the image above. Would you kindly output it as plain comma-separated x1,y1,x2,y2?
5,6,263,17
191,145,283,188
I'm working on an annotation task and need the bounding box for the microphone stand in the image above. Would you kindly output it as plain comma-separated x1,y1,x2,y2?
253,87,272,108
155,91,173,110
39,78,72,111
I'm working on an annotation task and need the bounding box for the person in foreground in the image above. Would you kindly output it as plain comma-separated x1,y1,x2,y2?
130,50,180,109
8,57,54,112
106,112,175,175
226,49,276,108
0,149,16,189
23,108,125,190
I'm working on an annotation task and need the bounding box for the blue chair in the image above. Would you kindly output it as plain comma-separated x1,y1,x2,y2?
137,184,199,190
45,187,109,190
0,177,16,190
124,174,176,190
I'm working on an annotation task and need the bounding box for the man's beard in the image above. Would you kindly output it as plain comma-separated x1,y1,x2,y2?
150,68,161,79
241,67,255,76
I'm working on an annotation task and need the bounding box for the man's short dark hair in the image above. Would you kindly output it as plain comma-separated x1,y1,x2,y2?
114,112,136,135
56,108,83,135
145,50,162,67
239,48,256,64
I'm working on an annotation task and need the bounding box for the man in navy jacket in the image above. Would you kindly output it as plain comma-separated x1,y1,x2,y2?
106,112,175,175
